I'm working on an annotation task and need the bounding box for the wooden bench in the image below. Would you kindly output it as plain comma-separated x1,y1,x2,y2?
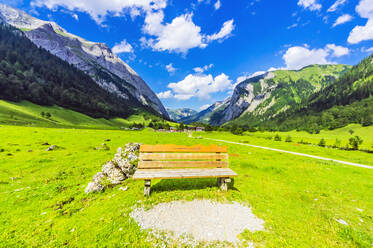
133,144,237,196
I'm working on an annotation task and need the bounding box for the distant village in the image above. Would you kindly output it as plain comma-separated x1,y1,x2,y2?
156,126,205,132
121,123,205,132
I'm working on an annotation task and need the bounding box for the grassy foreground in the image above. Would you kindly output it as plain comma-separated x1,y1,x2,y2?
0,125,372,247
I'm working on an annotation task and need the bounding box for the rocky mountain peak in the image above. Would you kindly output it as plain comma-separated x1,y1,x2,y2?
0,3,169,118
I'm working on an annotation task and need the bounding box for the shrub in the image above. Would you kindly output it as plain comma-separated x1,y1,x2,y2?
274,134,281,141
231,127,243,135
318,138,326,147
285,135,292,142
349,136,363,150
332,139,341,148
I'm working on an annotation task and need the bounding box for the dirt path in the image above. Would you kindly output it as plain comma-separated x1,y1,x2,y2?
202,137,373,170
131,200,264,245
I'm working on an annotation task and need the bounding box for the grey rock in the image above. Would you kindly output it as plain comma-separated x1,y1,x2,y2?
119,186,128,191
92,172,105,185
46,145,57,151
102,161,125,184
127,153,138,162
85,182,104,193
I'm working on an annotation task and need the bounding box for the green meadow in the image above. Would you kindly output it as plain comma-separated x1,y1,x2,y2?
0,125,372,247
0,100,170,129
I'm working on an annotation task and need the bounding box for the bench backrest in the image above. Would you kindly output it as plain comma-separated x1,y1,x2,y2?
139,144,228,169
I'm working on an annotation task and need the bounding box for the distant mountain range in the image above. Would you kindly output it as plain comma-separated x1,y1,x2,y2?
0,4,169,119
182,64,351,125
179,98,230,124
166,108,198,122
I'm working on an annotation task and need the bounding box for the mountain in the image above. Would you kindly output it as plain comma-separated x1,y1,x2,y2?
166,108,198,122
206,64,350,126
0,22,160,118
250,55,373,132
180,98,230,124
0,4,169,119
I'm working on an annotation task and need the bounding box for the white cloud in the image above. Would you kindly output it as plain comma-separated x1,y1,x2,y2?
347,0,373,44
332,14,353,27
31,0,167,24
193,64,213,73
214,0,221,10
348,19,373,43
112,39,133,54
325,44,350,57
287,23,298,29
355,0,373,19
167,73,232,100
165,63,176,74
327,0,347,12
72,13,78,21
297,0,322,11
206,19,235,42
157,90,173,99
199,104,211,111
142,11,234,54
366,46,373,52
282,44,349,69
141,13,207,54
283,45,331,70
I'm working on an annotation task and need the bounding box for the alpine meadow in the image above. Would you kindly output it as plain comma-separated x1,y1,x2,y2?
0,1,372,248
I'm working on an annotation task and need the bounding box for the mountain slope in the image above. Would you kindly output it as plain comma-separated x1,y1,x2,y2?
180,98,230,124
166,108,198,122
0,100,154,129
0,4,168,118
208,64,350,126
251,55,373,131
0,23,160,119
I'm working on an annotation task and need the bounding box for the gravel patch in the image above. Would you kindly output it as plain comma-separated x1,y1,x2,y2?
130,200,264,245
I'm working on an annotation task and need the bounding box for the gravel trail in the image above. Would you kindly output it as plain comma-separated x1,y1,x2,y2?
130,200,264,244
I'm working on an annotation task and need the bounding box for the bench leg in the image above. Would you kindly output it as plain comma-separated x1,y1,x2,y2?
144,180,151,196
220,177,231,191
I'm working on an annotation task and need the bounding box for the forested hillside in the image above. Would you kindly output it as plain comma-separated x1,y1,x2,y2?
207,64,350,126
0,24,157,119
231,55,373,132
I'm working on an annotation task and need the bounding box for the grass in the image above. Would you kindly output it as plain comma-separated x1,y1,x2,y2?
242,124,373,150
0,125,372,247
0,100,173,129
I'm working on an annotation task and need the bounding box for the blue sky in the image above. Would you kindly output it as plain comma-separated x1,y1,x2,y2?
4,0,373,110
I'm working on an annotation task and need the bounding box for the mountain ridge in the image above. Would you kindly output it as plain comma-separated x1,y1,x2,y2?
187,64,351,125
166,108,198,122
0,3,169,118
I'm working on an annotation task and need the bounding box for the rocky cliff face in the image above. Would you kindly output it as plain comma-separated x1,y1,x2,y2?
210,72,275,125
207,64,351,126
180,97,230,124
166,108,198,122
0,4,169,118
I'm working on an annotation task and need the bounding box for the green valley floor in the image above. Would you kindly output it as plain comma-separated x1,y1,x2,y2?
0,125,372,247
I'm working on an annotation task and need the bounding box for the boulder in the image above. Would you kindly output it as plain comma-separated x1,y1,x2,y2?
92,172,105,184
85,182,104,193
46,145,57,151
102,161,125,184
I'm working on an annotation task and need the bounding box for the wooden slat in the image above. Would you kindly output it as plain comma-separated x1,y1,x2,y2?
140,144,227,153
133,168,237,180
140,153,228,161
138,161,228,169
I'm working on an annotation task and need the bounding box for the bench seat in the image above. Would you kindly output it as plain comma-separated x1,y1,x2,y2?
133,144,237,196
133,168,237,180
